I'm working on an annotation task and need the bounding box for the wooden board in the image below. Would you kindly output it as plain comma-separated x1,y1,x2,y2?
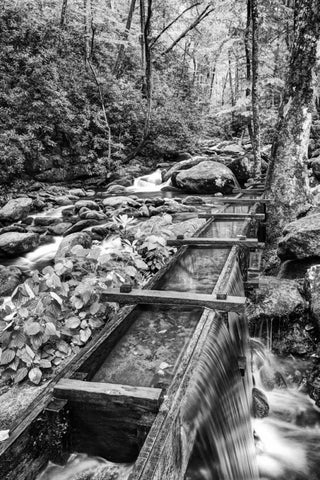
167,237,264,248
208,197,269,204
198,212,265,220
232,188,265,194
101,288,246,312
54,379,162,413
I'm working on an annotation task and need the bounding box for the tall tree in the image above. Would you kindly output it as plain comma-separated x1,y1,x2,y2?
266,0,320,246
60,0,68,27
113,0,137,77
251,0,262,177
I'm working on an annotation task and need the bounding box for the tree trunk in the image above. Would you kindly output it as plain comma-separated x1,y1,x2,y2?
140,0,146,71
113,0,137,77
251,0,262,177
265,0,320,247
60,0,68,27
83,0,91,66
244,0,254,146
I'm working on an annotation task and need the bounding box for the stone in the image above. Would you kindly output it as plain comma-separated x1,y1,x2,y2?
174,161,237,194
252,387,269,418
69,188,87,197
278,213,320,260
55,232,92,262
0,232,40,256
105,185,127,194
102,196,141,208
182,196,205,205
0,197,33,223
33,217,60,227
311,157,320,180
63,220,100,236
48,222,73,235
167,218,206,237
74,200,100,212
79,210,106,221
54,196,74,206
0,265,23,296
216,143,245,156
163,156,209,182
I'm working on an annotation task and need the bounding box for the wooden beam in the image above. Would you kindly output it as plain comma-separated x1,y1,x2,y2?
232,188,265,194
101,288,246,312
167,237,264,248
198,212,265,220
209,197,269,205
54,379,162,413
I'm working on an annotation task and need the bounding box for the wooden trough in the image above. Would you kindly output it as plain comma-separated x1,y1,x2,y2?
0,192,259,480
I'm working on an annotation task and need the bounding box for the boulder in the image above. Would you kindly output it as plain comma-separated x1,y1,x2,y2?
69,188,87,197
54,196,74,206
0,265,23,296
34,217,60,227
174,161,237,194
79,210,106,221
228,156,253,184
63,220,100,236
163,156,210,182
0,197,33,223
304,265,320,327
102,196,141,208
74,200,100,212
105,185,127,195
278,213,320,260
48,222,73,236
55,232,92,262
0,232,40,256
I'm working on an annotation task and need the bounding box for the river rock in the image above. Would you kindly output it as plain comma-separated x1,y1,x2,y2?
79,210,106,221
54,196,74,206
174,161,237,194
105,185,127,194
74,200,100,212
55,232,92,262
63,220,100,236
102,196,141,208
304,265,320,327
181,196,205,205
278,213,320,260
69,188,87,197
228,156,254,184
0,197,33,223
163,156,210,182
0,265,23,296
0,232,40,256
252,387,269,418
48,222,73,235
34,217,60,227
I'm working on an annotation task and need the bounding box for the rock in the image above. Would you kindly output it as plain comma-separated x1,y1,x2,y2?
0,197,33,223
48,222,73,235
102,196,141,208
55,232,92,262
0,225,27,234
229,156,253,184
0,265,23,296
246,277,307,324
278,213,320,260
304,265,320,327
79,210,106,221
74,200,100,212
164,152,193,162
34,217,60,227
54,196,74,206
69,188,87,197
252,387,269,418
182,196,205,205
167,218,206,237
215,143,245,156
163,156,209,182
91,226,111,237
63,220,100,236
174,161,237,194
105,185,127,195
0,232,40,256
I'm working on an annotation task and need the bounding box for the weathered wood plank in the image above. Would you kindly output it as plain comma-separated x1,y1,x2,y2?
209,197,269,204
232,188,265,194
198,212,265,220
54,379,162,413
167,237,264,248
101,288,246,312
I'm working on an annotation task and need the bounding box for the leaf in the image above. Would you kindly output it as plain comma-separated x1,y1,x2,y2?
88,318,104,329
0,430,10,442
89,302,100,315
65,317,80,329
45,322,59,337
39,359,52,369
135,259,148,270
28,367,42,385
46,273,61,289
79,327,92,343
50,292,63,305
25,322,41,336
57,340,69,354
125,266,137,277
0,349,15,366
19,307,29,319
14,367,28,384
73,297,84,310
25,283,35,299
25,345,35,359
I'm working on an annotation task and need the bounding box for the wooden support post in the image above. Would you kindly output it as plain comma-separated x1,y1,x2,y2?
100,288,246,312
54,379,162,413
198,212,265,220
167,237,265,248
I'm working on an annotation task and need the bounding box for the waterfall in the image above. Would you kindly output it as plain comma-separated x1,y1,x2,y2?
126,169,171,193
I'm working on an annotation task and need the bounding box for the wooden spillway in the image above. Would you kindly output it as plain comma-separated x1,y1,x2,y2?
0,189,265,480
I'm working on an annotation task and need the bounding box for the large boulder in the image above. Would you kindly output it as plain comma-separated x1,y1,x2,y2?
174,161,237,194
55,232,92,262
163,156,211,182
0,197,33,223
0,232,40,256
0,265,23,296
278,213,320,260
63,219,100,236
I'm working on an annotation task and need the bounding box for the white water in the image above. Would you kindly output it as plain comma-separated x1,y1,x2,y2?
126,168,171,193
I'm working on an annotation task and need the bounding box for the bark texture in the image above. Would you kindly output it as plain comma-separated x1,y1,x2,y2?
266,0,320,247
251,0,262,177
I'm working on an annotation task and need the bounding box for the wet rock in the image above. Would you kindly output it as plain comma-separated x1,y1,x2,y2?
252,387,269,418
74,200,100,212
48,222,73,235
54,196,74,206
278,213,320,260
0,197,33,223
0,265,23,296
79,210,106,221
105,185,127,194
63,220,100,236
34,217,60,227
91,226,111,237
55,232,92,262
182,196,205,205
69,188,87,197
102,196,141,208
0,225,27,234
174,161,237,194
0,232,40,256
